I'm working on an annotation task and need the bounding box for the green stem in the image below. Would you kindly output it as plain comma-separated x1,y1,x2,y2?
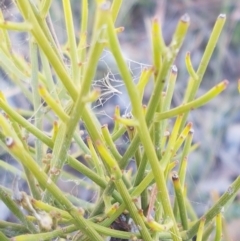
155,80,228,121
151,17,165,78
0,49,33,102
0,185,38,233
40,0,53,18
186,175,240,239
181,14,226,130
42,2,111,202
0,99,53,147
151,17,166,159
152,191,163,240
17,1,77,98
114,179,152,241
161,65,178,146
1,139,104,240
16,1,121,183
172,173,188,230
160,115,183,170
13,223,142,241
42,123,67,200
196,218,205,241
62,0,80,84
101,125,122,161
0,220,28,237
133,150,148,186
0,10,12,54
30,40,43,166
0,20,31,31
214,213,222,241
119,14,190,173
0,99,108,192
0,160,25,178
0,231,9,241
39,50,59,100
106,10,181,241
10,120,41,200
184,14,226,102
78,0,88,82
111,0,123,22
96,141,151,239
87,137,105,178
202,222,215,241
38,84,69,122
185,51,198,81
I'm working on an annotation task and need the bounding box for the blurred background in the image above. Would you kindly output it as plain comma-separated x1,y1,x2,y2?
0,0,240,239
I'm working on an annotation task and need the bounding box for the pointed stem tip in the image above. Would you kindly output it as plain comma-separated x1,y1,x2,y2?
218,13,226,19
181,14,190,23
172,65,178,74
172,172,179,181
223,79,229,87
100,1,111,11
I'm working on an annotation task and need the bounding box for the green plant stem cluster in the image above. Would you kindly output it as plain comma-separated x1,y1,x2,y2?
0,1,237,241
